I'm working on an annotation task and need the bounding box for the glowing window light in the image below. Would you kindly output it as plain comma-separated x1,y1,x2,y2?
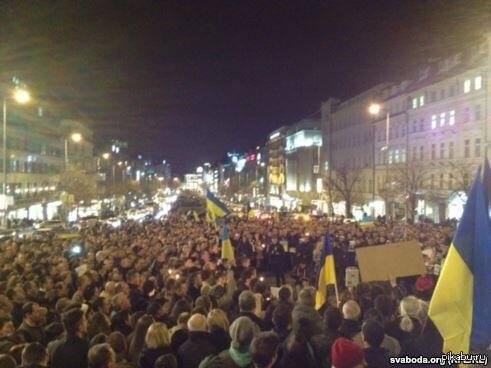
431,115,437,129
449,110,455,125
440,112,446,127
464,79,471,93
475,76,482,90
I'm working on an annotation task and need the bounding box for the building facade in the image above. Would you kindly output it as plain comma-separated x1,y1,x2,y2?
284,118,322,210
321,33,491,221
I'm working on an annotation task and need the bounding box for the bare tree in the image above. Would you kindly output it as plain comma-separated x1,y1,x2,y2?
326,165,363,218
390,162,432,221
59,167,97,205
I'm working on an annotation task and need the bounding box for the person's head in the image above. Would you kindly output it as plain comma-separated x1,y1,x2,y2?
362,320,385,348
21,342,48,367
331,337,365,368
278,286,292,303
374,294,394,320
111,292,131,312
154,353,178,368
187,313,207,332
297,287,316,307
229,316,259,349
342,300,361,321
107,331,127,356
88,312,111,339
0,316,14,337
22,302,46,327
272,304,291,330
62,307,87,337
207,309,229,332
0,354,16,368
399,296,421,332
88,343,116,368
145,322,170,349
90,333,108,347
250,332,280,368
239,290,256,313
324,307,342,331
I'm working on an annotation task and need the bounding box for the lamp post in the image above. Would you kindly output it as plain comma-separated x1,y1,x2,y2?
368,103,391,218
64,132,83,170
2,87,31,225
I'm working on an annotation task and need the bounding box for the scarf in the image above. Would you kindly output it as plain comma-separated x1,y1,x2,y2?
228,346,252,367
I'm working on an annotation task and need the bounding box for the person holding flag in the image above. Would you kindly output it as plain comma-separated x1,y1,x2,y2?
426,159,491,356
316,233,339,310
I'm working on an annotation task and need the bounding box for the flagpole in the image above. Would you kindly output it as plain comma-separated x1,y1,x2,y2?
334,277,340,307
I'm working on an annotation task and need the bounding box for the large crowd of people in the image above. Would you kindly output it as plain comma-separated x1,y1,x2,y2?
0,212,463,367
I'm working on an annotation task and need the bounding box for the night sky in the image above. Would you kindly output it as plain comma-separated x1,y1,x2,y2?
0,1,489,173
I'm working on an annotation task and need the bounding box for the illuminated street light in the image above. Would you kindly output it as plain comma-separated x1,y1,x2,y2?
368,103,381,115
70,132,82,143
3,84,31,226
102,152,110,160
12,88,31,104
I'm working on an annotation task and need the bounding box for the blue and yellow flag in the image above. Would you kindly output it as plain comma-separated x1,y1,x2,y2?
428,162,491,353
315,234,337,310
221,225,235,261
206,190,230,220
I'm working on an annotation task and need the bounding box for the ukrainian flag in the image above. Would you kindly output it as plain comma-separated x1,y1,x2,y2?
206,190,230,219
221,225,235,261
428,162,491,353
315,234,338,310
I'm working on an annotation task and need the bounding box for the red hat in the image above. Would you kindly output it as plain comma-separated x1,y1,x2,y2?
331,337,365,368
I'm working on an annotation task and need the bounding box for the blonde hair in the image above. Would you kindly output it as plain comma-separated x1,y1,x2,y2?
145,322,170,349
207,309,230,332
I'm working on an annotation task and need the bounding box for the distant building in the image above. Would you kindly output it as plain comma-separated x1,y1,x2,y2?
265,127,287,209
321,33,491,221
284,118,322,209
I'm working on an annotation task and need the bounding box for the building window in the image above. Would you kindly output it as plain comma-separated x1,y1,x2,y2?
440,174,444,189
440,142,445,159
430,174,435,189
440,112,446,127
431,144,436,160
412,98,418,109
420,146,424,161
464,139,470,158
412,146,417,161
464,79,471,93
448,173,453,190
419,118,425,131
394,149,399,163
463,173,469,188
401,124,406,137
419,95,425,107
401,148,406,163
412,120,417,133
388,150,393,164
475,138,481,157
475,75,482,90
449,141,454,159
431,115,437,129
449,110,455,125
475,104,481,120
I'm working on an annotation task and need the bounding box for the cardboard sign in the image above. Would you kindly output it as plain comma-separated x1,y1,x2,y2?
355,240,426,282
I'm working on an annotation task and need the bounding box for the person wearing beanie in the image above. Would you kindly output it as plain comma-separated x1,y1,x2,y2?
362,320,390,368
331,337,365,368
200,316,259,368
385,296,422,345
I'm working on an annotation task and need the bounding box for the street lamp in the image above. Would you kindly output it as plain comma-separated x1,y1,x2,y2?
368,103,391,218
3,86,31,225
64,132,83,169
102,152,110,160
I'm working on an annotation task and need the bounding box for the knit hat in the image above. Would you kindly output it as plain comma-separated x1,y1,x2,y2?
331,337,365,368
229,316,259,349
